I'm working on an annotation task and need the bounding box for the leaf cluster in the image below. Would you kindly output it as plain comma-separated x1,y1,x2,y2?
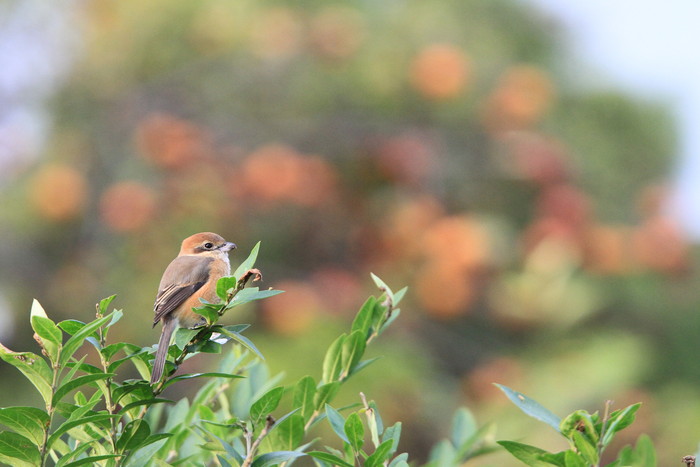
0,244,497,467
495,384,655,467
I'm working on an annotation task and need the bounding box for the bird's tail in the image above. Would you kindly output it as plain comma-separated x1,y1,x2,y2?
151,319,177,384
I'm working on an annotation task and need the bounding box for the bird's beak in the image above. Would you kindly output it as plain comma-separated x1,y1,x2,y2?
221,242,237,252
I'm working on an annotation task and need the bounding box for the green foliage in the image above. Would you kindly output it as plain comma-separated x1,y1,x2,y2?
0,244,497,466
496,384,655,467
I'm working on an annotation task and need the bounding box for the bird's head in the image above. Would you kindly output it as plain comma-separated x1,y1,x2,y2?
179,232,237,256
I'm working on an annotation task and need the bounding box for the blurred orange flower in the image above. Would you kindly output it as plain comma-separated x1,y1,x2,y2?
410,43,471,100
483,65,554,131
100,181,158,232
421,215,491,270
375,132,437,187
237,144,338,207
632,216,688,274
583,224,634,275
29,164,87,221
136,114,210,170
415,259,476,320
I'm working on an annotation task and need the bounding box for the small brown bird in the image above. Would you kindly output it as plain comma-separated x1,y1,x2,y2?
151,232,236,384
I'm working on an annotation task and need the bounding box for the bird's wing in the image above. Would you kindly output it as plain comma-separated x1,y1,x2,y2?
153,255,213,325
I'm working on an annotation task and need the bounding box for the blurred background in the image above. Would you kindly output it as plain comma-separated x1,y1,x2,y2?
0,0,698,464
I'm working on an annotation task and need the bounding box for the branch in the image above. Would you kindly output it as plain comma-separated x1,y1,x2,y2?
241,415,276,467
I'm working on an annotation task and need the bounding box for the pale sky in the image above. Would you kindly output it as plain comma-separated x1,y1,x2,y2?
524,0,700,238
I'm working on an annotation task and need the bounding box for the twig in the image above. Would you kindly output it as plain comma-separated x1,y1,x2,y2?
242,416,276,467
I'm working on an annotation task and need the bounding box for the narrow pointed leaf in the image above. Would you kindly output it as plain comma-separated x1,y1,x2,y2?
216,328,264,360
250,387,284,425
494,384,561,431
0,345,52,406
0,407,49,445
308,451,354,467
293,375,316,421
325,404,349,444
314,383,340,411
366,440,394,467
497,441,559,467
63,455,121,467
321,334,346,383
0,432,41,467
233,241,261,280
60,313,115,366
344,412,364,452
53,373,115,406
351,297,377,337
370,273,394,301
251,451,305,467
340,331,366,378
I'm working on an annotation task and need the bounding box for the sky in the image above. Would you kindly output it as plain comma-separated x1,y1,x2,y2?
524,0,700,238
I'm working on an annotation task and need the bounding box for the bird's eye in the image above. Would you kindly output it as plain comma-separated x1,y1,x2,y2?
204,242,214,249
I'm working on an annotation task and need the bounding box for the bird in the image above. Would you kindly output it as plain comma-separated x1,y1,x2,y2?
150,232,237,384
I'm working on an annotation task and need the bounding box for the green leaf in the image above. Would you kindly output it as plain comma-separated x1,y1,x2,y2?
63,455,122,467
162,372,243,389
220,324,251,333
365,401,383,447
123,437,169,467
377,309,401,335
60,313,115,367
117,419,151,453
494,384,561,432
559,410,598,444
454,421,496,461
269,413,304,450
382,422,402,454
428,439,455,466
234,241,260,280
314,382,340,411
450,407,477,448
351,297,377,337
216,276,239,301
349,357,381,378
251,450,305,467
308,451,354,467
98,295,117,315
227,287,284,309
53,373,114,406
193,303,221,325
393,287,408,305
174,328,200,350
0,345,53,407
366,440,394,467
623,434,656,467
47,414,116,449
293,375,316,421
572,431,598,465
344,412,364,452
0,407,49,445
497,441,560,467
118,398,173,415
388,452,409,467
340,331,366,378
325,404,349,444
601,403,641,447
250,387,284,426
30,304,62,361
216,328,265,360
563,450,586,467
322,334,347,383
0,432,42,467
370,273,394,301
